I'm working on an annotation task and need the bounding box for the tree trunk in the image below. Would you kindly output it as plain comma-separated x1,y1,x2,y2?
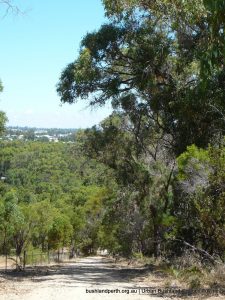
150,204,160,258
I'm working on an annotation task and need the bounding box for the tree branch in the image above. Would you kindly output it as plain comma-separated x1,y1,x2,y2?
0,0,23,18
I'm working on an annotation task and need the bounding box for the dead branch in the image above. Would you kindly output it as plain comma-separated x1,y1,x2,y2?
0,0,23,18
172,238,223,265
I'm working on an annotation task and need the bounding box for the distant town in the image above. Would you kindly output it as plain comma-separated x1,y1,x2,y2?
2,126,78,142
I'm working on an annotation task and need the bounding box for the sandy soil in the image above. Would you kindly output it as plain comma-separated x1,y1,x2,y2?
0,256,224,300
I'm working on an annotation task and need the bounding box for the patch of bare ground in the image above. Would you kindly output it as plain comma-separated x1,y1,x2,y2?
0,256,224,300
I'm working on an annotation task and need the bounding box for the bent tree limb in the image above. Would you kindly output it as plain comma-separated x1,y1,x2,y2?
172,238,222,265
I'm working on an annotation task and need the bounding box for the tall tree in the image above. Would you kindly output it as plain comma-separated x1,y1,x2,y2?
57,0,225,154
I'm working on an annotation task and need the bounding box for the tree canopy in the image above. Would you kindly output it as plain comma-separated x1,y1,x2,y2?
57,0,225,154
56,0,225,260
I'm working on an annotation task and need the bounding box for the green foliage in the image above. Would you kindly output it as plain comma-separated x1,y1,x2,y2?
58,0,225,155
0,140,111,257
177,145,210,180
57,0,225,260
174,144,225,257
1,0,225,265
48,212,73,250
0,80,3,93
0,111,7,136
0,80,7,136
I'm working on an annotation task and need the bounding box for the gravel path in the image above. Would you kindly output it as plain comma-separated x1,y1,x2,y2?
0,256,224,300
0,256,169,300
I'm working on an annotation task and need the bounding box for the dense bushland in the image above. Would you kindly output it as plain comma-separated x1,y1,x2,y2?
0,1,225,277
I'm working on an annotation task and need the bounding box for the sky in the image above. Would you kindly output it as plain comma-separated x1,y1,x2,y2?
0,0,112,128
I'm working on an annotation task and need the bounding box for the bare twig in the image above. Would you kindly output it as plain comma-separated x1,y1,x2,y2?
208,104,225,123
0,0,23,18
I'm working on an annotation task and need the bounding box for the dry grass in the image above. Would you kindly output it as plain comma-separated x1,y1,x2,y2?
160,252,225,290
114,252,225,291
204,264,225,288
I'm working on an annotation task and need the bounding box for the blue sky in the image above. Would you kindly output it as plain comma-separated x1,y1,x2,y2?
0,0,112,128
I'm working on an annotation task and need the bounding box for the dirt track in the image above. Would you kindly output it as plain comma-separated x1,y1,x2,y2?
0,256,168,300
0,256,224,300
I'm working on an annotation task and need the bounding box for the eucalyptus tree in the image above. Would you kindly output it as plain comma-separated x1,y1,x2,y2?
56,0,225,258
57,0,225,154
